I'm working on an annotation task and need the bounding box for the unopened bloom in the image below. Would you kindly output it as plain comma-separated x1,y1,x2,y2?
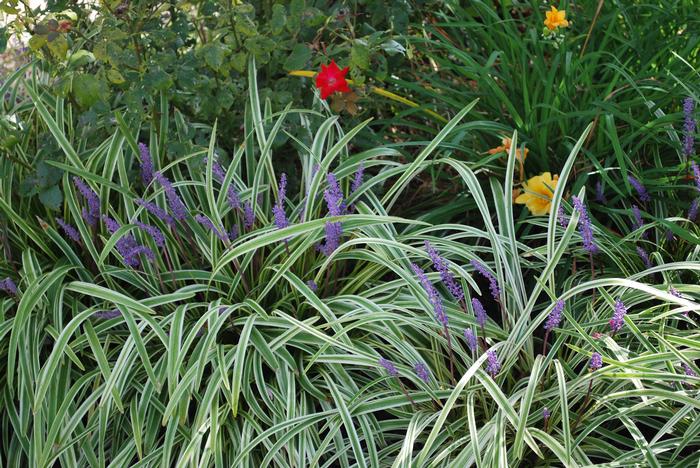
544,6,569,31
195,214,228,243
56,218,80,242
414,362,430,383
684,98,696,157
0,277,17,296
472,297,488,328
272,173,290,230
485,350,501,377
73,176,100,226
628,175,650,202
471,259,501,301
544,299,565,331
543,407,551,420
411,263,448,327
609,298,627,332
315,60,351,100
378,357,398,377
307,280,318,291
425,240,464,301
135,198,175,227
689,198,699,222
464,329,477,351
631,205,648,239
138,143,154,185
154,172,187,221
487,137,529,164
243,201,255,230
572,196,598,253
636,246,652,269
351,163,365,194
589,352,603,371
515,172,559,216
683,363,697,378
93,309,121,319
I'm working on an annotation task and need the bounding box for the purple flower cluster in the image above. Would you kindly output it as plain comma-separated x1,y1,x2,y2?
631,205,648,239
636,246,652,268
609,298,627,333
470,259,500,301
571,196,598,253
472,297,488,328
56,218,80,243
195,214,229,243
320,173,345,256
73,177,100,227
543,407,551,420
424,241,464,301
414,362,430,383
691,161,700,192
684,97,696,157
134,221,165,248
93,309,122,319
544,299,565,331
229,225,239,241
139,143,154,186
244,202,255,230
103,215,154,267
351,163,364,194
135,198,175,227
628,175,650,203
272,173,290,230
379,357,399,377
0,277,17,296
589,352,603,370
464,329,477,351
557,205,568,228
683,363,697,378
411,263,448,327
307,280,318,292
485,350,501,377
208,158,241,210
155,172,187,221
689,198,699,222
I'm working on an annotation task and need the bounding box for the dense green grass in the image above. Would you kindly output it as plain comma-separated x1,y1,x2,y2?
1,56,699,466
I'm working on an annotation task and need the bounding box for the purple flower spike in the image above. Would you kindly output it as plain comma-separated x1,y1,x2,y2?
411,263,448,327
609,298,627,333
669,287,689,318
379,357,399,377
628,175,650,202
414,362,430,383
138,143,154,186
324,172,346,216
684,98,696,157
470,259,500,301
589,352,603,371
544,299,565,331
631,205,648,239
229,225,239,241
683,363,697,378
464,329,477,351
243,201,255,230
307,280,318,292
72,176,100,227
543,407,551,420
691,161,700,191
320,221,343,256
424,240,464,301
351,163,365,194
689,198,699,222
124,245,155,267
472,297,488,328
272,173,289,230
557,205,569,228
636,246,652,269
135,221,165,248
56,218,81,242
485,350,501,377
595,181,607,204
135,198,175,227
0,278,17,296
207,158,241,210
155,172,187,221
572,196,598,253
195,214,229,243
93,309,122,319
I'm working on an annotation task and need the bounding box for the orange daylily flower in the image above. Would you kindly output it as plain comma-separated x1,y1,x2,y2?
487,137,529,163
544,6,569,31
515,172,559,216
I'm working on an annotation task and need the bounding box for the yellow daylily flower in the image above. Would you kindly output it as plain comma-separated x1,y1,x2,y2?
544,6,569,31
487,137,529,164
515,172,559,216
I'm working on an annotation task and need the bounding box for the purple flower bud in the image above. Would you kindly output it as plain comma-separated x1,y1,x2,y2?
307,280,318,291
229,225,239,241
691,161,700,191
351,163,364,194
379,357,399,377
485,350,501,377
195,214,228,243
138,143,154,186
595,181,607,204
684,98,696,157
683,363,697,378
272,173,290,230
411,263,448,327
627,175,650,203
472,297,488,328
93,309,122,319
589,352,603,371
609,298,627,333
135,198,175,227
320,221,343,256
0,277,17,296
155,172,187,221
689,198,699,222
414,362,430,383
464,329,477,351
572,196,598,253
544,299,565,331
243,201,255,230
470,259,500,301
424,240,464,301
134,221,165,248
72,176,100,227
631,205,648,239
636,246,652,269
557,205,568,228
543,407,551,420
206,158,241,210
56,217,80,242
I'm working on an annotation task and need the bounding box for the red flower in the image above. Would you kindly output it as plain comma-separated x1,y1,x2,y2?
315,60,350,100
